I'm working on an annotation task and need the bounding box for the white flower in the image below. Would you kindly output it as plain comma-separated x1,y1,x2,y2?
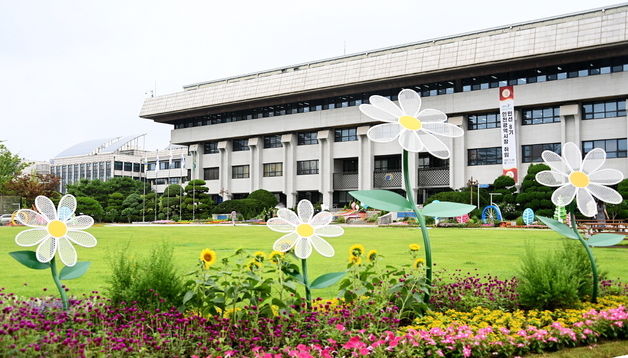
535,142,624,217
14,195,97,266
266,200,343,259
359,89,463,158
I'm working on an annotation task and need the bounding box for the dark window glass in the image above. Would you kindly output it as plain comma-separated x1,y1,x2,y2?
204,142,219,154
232,165,250,179
522,143,561,163
172,160,181,169
341,158,358,174
582,99,626,119
417,153,449,169
159,161,169,170
204,167,219,180
297,160,319,175
522,106,560,125
334,128,358,142
374,156,401,172
263,135,282,149
582,138,627,158
124,162,132,171
147,162,156,171
263,163,283,177
333,191,353,207
298,132,318,145
468,112,500,130
114,161,123,170
133,163,141,172
468,147,502,166
232,139,250,152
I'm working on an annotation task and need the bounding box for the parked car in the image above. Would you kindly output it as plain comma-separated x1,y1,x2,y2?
0,214,13,226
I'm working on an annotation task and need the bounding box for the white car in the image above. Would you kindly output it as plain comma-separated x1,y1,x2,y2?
0,214,12,226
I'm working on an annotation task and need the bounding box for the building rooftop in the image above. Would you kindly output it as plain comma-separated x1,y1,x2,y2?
54,134,146,159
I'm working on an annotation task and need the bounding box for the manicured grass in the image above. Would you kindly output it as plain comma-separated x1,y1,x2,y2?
0,225,626,298
533,340,628,357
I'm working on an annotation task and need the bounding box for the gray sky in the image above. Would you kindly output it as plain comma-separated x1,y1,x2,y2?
0,0,619,161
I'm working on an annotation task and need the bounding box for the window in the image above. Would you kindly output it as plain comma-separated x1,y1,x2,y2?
168,177,180,184
333,191,353,207
582,99,626,119
374,156,401,172
341,158,358,174
298,132,318,145
232,139,250,152
334,128,358,142
263,163,283,177
147,162,156,171
204,167,219,180
297,160,319,175
232,165,250,179
522,143,561,163
124,162,132,171
155,178,166,185
114,161,123,170
263,135,282,149
159,161,169,170
582,138,627,158
133,163,141,172
417,153,448,169
468,147,502,166
204,142,219,154
172,160,182,169
522,107,560,125
468,112,500,130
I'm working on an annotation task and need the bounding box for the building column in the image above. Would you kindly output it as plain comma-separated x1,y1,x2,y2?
188,144,203,181
560,103,581,145
357,126,372,190
218,140,232,201
281,134,296,208
448,116,465,189
317,130,333,210
248,137,261,192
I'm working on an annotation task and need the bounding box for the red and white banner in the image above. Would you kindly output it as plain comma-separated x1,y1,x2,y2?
499,86,517,182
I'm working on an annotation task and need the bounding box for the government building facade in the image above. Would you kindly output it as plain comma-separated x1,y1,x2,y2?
140,5,628,209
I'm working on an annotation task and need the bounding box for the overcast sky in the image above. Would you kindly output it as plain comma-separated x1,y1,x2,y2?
0,0,619,161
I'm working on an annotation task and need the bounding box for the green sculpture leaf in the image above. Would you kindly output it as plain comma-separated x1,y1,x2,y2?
536,216,579,240
587,233,625,247
309,272,346,289
421,201,475,217
349,190,412,212
59,261,91,280
9,251,50,270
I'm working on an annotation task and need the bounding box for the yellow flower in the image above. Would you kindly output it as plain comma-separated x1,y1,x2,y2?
253,251,266,262
412,258,425,269
247,260,263,271
348,255,362,265
367,249,378,262
349,244,366,257
268,251,284,264
199,249,217,269
408,243,420,252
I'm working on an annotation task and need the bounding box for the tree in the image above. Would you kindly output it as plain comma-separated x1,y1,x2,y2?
516,164,554,217
105,177,150,197
121,193,143,222
76,196,104,221
491,175,519,219
248,189,278,209
607,179,628,219
212,199,264,220
67,179,109,208
160,184,184,220
5,174,60,208
0,144,28,194
183,180,213,220
104,192,125,222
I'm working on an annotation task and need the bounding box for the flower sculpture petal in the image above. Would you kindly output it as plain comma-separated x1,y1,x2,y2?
267,199,343,259
535,142,624,217
359,89,463,158
14,194,96,266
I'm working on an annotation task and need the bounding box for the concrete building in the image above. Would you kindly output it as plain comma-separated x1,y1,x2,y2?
139,5,628,209
144,144,189,194
22,161,51,176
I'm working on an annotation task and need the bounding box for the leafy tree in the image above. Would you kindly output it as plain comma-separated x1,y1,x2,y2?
0,144,28,194
121,193,143,222
76,196,104,221
105,177,150,197
607,179,628,219
213,199,264,220
516,164,554,217
104,192,125,222
67,179,109,208
248,189,278,209
183,180,213,220
143,192,158,221
160,184,184,220
491,175,519,219
5,174,60,208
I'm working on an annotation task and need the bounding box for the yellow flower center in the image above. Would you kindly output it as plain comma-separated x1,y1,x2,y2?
569,171,590,188
47,220,67,238
399,115,422,130
296,223,314,237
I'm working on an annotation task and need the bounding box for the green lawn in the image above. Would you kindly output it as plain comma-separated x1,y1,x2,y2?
0,225,626,298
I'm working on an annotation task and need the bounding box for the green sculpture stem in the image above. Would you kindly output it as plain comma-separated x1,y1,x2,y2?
50,258,69,310
301,258,312,309
402,150,432,300
569,209,599,303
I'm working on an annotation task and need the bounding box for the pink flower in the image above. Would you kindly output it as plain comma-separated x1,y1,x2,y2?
335,324,345,331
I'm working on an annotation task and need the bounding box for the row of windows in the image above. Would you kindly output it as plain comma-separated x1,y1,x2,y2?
468,138,627,165
173,56,628,130
152,177,186,185
113,161,143,172
146,160,182,170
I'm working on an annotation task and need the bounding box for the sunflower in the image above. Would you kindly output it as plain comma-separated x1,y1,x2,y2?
367,250,378,262
268,251,285,264
200,249,217,269
247,260,263,271
412,258,425,269
348,255,362,265
408,243,420,252
253,251,266,263
349,244,366,257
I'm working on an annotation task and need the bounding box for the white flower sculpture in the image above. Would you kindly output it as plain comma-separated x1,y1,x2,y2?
535,142,624,217
359,89,463,158
15,195,96,266
267,200,343,259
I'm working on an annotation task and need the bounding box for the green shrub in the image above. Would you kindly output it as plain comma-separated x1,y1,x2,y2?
212,199,264,219
248,189,278,209
76,196,104,221
107,243,183,309
516,241,596,310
